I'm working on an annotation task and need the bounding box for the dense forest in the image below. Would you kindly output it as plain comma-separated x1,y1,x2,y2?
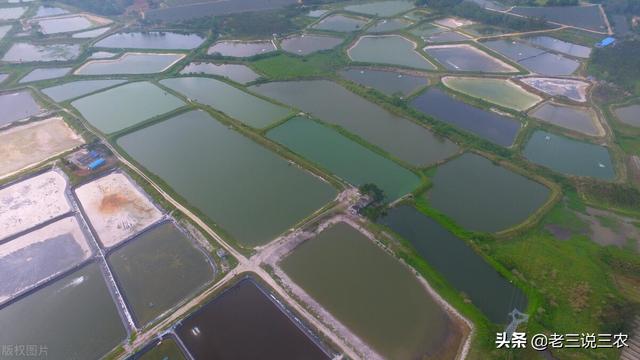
588,39,640,95
594,0,640,15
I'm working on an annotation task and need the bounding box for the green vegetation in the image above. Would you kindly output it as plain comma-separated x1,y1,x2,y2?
357,183,388,221
450,3,549,31
251,52,347,79
54,0,133,15
576,179,640,215
588,39,640,95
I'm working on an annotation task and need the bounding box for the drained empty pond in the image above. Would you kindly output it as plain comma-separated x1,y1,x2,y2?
523,131,614,180
176,278,329,360
348,35,436,70
117,110,336,247
339,67,428,96
251,80,459,167
379,205,527,323
281,222,459,360
411,88,521,147
109,222,213,327
161,77,290,128
0,263,126,360
427,153,550,232
267,117,421,200
72,81,185,134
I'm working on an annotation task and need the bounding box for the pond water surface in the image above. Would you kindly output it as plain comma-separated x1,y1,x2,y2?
424,44,517,73
280,34,343,55
614,104,640,128
530,102,602,137
180,62,261,83
208,40,276,57
339,67,428,96
0,90,43,126
96,31,205,50
19,67,70,83
43,79,126,102
344,0,414,16
349,35,436,70
75,53,184,75
2,42,81,62
312,14,369,32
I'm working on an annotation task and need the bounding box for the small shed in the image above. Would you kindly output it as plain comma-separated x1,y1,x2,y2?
596,37,616,48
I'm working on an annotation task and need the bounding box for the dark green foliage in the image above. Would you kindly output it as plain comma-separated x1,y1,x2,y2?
451,3,549,31
358,183,388,221
359,183,386,203
592,0,640,15
588,39,640,95
53,0,133,15
415,0,462,9
576,178,640,212
544,0,578,5
211,7,308,37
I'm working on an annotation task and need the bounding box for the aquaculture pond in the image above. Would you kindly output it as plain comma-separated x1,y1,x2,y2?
526,36,591,58
176,279,329,360
117,110,336,248
410,88,521,147
510,5,607,32
267,117,421,200
348,35,435,70
35,15,95,35
0,263,126,360
75,53,184,75
96,31,205,49
72,82,185,134
72,27,111,38
281,222,457,360
208,40,276,57
379,205,527,323
520,77,589,102
161,77,290,128
145,0,297,22
523,131,615,180
180,62,260,84
0,25,11,40
409,22,443,38
530,102,603,137
0,90,43,126
108,222,213,327
366,18,413,33
312,14,369,32
33,5,68,17
423,30,470,43
0,6,26,20
19,67,70,83
427,153,550,232
424,44,517,73
280,34,343,55
615,104,640,128
344,0,414,16
339,67,428,96
0,216,91,304
2,42,81,62
483,40,580,76
251,80,459,167
43,79,127,102
442,76,541,111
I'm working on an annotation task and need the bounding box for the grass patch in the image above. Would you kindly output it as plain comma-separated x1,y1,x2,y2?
251,51,347,80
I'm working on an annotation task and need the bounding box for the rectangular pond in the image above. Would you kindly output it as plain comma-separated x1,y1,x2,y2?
95,31,205,50
34,15,96,35
72,81,185,134
117,110,337,248
280,34,343,55
344,0,414,16
520,77,589,103
281,222,459,360
410,88,521,147
530,102,603,137
312,14,369,32
510,5,607,32
348,35,436,70
339,67,428,96
482,40,580,76
427,152,550,232
0,216,91,304
208,40,276,57
366,18,414,33
160,77,290,128
19,67,70,83
0,6,26,20
0,263,126,360
43,79,127,102
180,62,260,84
379,205,527,323
526,36,591,58
523,131,614,180
424,44,517,73
614,104,640,128
75,53,185,75
442,76,541,111
0,90,44,126
251,80,459,167
0,117,84,178
267,117,421,200
176,278,329,360
2,42,81,62
108,222,214,327
146,0,297,22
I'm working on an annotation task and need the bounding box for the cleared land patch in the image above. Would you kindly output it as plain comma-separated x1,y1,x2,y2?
0,171,71,241
0,117,84,179
520,77,589,103
75,172,163,248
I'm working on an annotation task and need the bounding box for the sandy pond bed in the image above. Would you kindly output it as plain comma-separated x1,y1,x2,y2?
74,172,163,248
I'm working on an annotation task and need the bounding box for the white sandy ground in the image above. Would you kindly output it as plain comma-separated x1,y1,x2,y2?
74,172,163,248
260,213,473,360
73,52,186,75
0,216,91,302
0,170,71,241
442,76,543,111
424,43,519,72
520,77,590,102
0,117,84,180
434,17,474,28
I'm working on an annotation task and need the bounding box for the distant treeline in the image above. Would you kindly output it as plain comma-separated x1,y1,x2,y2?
588,39,640,95
416,1,549,31
52,0,134,15
593,0,640,15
